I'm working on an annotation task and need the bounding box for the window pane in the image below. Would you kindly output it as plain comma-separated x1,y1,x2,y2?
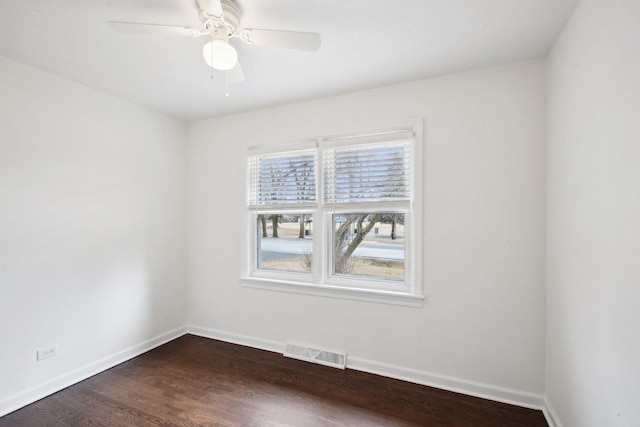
248,151,316,207
333,213,404,281
324,142,411,204
257,214,313,273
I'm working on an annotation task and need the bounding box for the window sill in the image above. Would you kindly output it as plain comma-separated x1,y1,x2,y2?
240,276,424,307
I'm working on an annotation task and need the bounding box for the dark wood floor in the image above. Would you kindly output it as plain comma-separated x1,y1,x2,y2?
1,335,548,426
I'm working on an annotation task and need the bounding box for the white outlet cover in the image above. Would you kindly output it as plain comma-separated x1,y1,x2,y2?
37,345,59,361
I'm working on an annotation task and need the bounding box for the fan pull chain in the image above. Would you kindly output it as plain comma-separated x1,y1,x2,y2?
226,70,229,97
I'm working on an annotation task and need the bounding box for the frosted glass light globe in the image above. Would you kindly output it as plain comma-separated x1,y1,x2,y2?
203,40,238,71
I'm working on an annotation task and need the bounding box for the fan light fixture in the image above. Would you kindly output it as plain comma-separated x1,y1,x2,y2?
203,40,238,70
108,0,322,91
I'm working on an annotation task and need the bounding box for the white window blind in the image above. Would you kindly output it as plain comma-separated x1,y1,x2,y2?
323,139,413,204
248,150,316,207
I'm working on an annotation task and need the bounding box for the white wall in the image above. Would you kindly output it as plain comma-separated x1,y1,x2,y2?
0,56,188,414
188,59,546,400
545,0,640,426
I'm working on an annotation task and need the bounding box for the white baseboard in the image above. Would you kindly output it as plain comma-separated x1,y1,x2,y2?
187,325,546,412
347,356,545,410
0,326,188,418
542,397,563,427
188,325,284,354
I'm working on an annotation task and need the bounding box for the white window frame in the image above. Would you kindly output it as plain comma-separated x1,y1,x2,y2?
241,119,424,307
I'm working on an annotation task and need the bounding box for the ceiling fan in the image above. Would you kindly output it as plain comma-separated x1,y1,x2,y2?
108,0,321,83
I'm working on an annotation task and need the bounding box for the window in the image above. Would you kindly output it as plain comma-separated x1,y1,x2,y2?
243,120,423,306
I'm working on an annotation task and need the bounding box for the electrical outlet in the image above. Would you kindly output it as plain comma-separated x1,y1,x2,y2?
37,345,59,361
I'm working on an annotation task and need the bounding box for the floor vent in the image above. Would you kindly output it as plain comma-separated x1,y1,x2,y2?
284,342,346,369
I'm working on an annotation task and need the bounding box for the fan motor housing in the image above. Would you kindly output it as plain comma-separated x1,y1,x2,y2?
200,0,241,36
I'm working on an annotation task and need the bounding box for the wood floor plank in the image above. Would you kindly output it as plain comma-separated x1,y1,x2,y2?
1,335,548,426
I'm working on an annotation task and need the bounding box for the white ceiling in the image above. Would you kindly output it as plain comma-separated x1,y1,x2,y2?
0,0,578,122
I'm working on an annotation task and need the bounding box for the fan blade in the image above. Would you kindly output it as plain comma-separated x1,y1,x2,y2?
197,0,224,18
238,29,321,52
229,60,245,83
108,21,205,37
